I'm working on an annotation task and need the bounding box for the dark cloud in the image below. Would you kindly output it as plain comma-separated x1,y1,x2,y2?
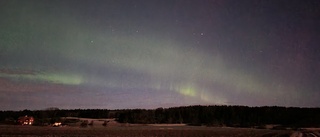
0,69,36,75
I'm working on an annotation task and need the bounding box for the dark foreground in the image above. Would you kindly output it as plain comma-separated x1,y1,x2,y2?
0,125,297,137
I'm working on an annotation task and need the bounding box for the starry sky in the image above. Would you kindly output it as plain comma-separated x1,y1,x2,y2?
1,0,320,110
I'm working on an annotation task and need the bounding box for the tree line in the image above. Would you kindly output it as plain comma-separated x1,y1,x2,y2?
1,105,320,127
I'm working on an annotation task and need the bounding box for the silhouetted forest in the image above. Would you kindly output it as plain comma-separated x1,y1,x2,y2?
1,105,320,128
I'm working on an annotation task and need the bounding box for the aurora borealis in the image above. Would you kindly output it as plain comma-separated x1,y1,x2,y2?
1,0,320,110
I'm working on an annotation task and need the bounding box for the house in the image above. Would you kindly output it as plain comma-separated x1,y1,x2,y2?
17,115,34,125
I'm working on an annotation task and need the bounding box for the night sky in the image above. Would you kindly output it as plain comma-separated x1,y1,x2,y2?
1,0,320,110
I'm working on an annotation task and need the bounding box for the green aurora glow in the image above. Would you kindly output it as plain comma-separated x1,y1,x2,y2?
0,0,319,110
0,72,83,85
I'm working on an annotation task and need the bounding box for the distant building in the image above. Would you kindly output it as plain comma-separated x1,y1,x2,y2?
53,122,62,127
18,115,34,125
